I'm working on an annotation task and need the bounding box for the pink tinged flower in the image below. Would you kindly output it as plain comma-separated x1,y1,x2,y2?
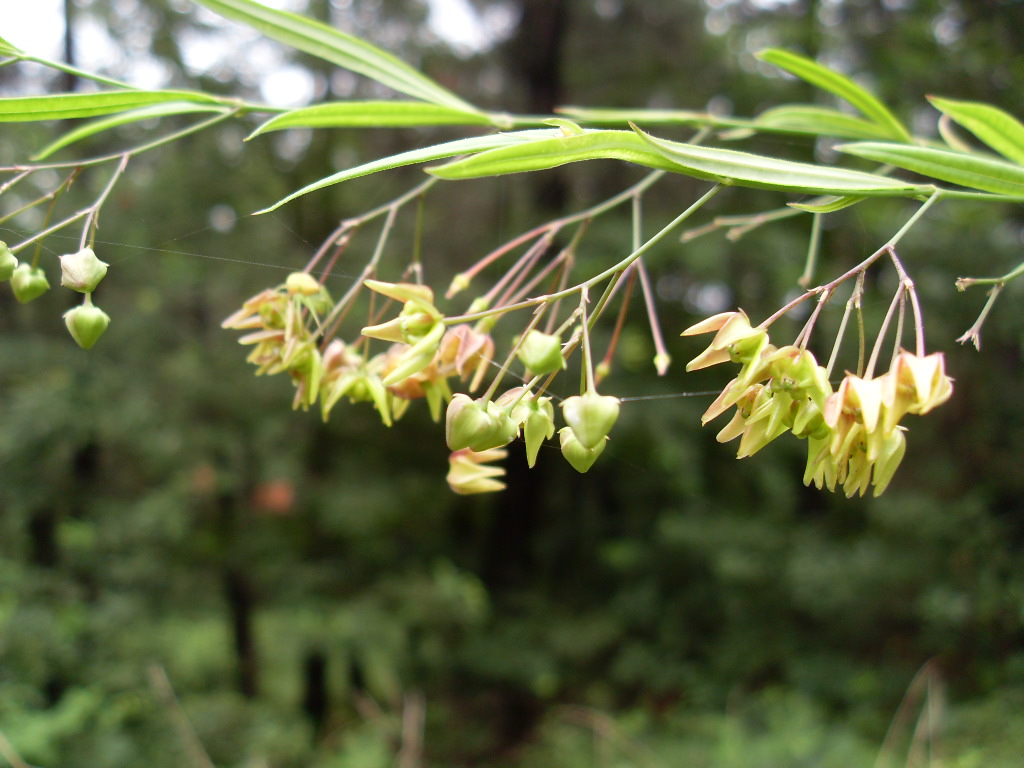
379,321,446,387
447,448,508,495
439,324,495,392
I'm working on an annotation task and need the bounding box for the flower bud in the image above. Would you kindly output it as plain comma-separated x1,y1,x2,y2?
446,394,517,452
285,271,321,296
504,392,555,468
10,263,50,303
0,242,17,282
516,330,565,375
559,427,606,473
60,247,108,293
561,392,620,450
63,303,110,349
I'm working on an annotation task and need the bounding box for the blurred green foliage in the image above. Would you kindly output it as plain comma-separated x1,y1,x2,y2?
2,0,1024,766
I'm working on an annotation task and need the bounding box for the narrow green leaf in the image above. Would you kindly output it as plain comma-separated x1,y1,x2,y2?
248,101,499,138
755,105,896,140
428,130,681,179
788,195,866,213
757,49,911,142
193,0,480,113
0,90,224,122
839,142,1024,196
32,102,229,160
257,132,544,213
928,96,1024,165
556,106,721,126
0,34,24,55
633,126,930,196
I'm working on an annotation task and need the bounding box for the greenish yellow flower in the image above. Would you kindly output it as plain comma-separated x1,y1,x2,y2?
447,448,508,495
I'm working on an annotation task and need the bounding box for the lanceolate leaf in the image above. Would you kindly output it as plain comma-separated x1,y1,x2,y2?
757,49,911,143
788,195,866,213
193,0,480,114
257,132,545,213
928,97,1024,165
755,105,896,141
0,34,23,55
634,126,931,196
33,102,230,160
249,101,500,138
839,142,1024,196
0,90,225,122
427,130,681,179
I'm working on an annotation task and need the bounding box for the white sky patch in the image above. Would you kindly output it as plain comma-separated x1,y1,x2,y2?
4,0,64,57
260,64,317,107
426,0,516,56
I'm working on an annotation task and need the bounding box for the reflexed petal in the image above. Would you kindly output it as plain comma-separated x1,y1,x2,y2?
681,311,742,336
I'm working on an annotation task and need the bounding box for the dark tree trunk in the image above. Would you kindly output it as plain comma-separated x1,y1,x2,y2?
224,568,259,698
302,649,329,738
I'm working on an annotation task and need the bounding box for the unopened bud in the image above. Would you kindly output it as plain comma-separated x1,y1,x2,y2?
0,242,17,282
285,271,322,296
559,427,606,473
10,263,50,303
516,330,565,375
60,247,108,293
561,392,620,450
446,394,518,452
64,303,110,349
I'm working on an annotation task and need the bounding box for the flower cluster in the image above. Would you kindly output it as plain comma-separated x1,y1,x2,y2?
222,278,501,430
221,273,333,410
684,310,952,497
223,276,628,494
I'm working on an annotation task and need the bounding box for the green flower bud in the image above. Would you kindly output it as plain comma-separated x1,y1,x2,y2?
561,392,620,450
0,242,17,282
60,247,108,293
559,427,606,473
64,303,110,349
10,263,50,303
516,330,565,375
446,394,517,452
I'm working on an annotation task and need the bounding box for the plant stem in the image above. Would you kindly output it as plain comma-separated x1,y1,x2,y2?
454,185,722,327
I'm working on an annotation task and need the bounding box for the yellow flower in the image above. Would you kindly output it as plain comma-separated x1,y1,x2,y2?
682,310,769,372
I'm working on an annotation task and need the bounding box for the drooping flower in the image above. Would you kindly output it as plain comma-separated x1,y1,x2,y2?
447,448,508,495
60,247,108,293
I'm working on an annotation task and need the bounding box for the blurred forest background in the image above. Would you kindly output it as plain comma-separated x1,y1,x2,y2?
2,0,1024,765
